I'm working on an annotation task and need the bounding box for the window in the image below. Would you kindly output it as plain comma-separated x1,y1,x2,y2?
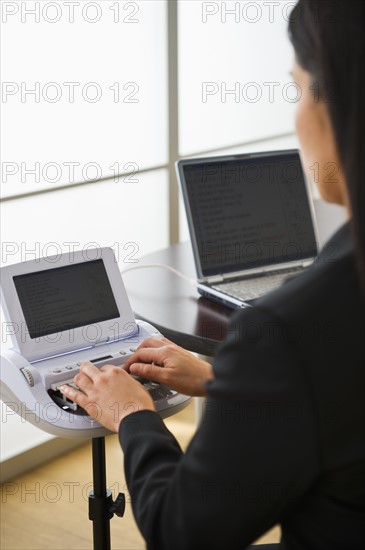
1,1,298,265
1,1,169,270
178,0,296,156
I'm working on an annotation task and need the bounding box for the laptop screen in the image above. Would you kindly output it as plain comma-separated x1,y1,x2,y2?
179,151,318,278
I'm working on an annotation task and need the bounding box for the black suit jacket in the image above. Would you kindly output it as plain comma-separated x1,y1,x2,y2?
119,223,365,550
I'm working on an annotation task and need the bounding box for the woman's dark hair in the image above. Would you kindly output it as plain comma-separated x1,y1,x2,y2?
288,0,365,294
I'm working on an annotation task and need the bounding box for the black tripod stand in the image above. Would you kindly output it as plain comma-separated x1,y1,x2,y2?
89,437,126,550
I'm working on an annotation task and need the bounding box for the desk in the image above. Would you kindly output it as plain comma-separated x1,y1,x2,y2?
122,242,235,357
122,200,347,356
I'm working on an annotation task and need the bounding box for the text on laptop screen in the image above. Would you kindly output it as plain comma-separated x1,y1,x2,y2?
183,153,317,277
13,260,120,339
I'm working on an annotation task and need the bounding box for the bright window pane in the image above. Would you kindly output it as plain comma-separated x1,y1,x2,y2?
0,168,169,269
1,1,167,197
178,0,297,156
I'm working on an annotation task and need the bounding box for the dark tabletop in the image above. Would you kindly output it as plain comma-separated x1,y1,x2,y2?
122,242,236,357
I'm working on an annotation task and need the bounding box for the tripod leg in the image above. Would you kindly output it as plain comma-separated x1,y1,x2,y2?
89,437,113,550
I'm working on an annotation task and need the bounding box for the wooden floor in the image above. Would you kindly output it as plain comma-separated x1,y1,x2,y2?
0,401,280,549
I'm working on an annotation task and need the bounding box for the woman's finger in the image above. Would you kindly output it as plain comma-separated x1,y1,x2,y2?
73,372,93,392
123,347,165,371
59,385,88,409
79,361,101,380
137,337,168,350
129,362,168,384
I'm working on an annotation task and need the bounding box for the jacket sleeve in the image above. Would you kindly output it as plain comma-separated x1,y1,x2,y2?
119,305,320,550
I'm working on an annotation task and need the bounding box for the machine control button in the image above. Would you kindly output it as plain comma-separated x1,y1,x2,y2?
53,368,62,373
130,348,137,352
65,365,73,370
119,351,127,355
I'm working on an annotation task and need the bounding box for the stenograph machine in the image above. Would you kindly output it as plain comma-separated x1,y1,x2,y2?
0,247,190,438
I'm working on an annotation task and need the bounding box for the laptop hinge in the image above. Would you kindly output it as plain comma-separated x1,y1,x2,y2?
203,275,225,284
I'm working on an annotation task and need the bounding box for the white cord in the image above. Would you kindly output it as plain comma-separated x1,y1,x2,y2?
121,263,197,287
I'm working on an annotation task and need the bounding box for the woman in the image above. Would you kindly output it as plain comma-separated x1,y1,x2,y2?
61,1,365,548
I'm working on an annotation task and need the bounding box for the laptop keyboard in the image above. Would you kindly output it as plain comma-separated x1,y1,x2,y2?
212,267,305,301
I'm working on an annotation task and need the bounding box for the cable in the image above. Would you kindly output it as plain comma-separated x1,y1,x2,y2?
121,263,197,287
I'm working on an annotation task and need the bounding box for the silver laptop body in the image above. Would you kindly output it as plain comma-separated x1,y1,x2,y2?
176,149,319,309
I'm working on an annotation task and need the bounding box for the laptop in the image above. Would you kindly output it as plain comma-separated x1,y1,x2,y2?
0,247,190,438
176,149,319,309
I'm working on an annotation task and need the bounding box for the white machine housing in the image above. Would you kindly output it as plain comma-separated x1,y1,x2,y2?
0,248,190,438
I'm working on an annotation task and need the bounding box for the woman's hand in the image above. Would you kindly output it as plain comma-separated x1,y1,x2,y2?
123,337,214,397
59,362,155,433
